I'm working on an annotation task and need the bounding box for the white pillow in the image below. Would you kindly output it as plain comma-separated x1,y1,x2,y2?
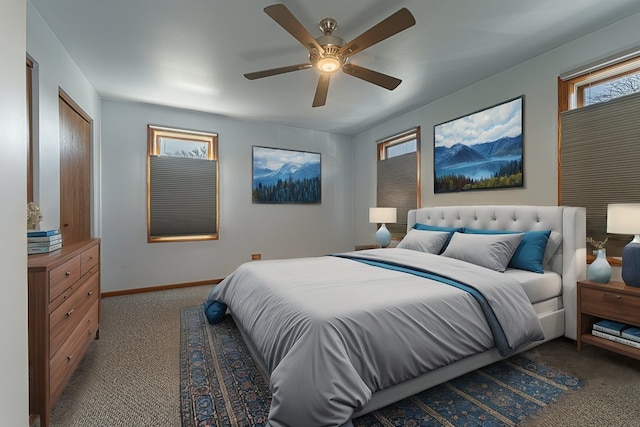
396,229,450,254
543,231,563,268
441,232,524,272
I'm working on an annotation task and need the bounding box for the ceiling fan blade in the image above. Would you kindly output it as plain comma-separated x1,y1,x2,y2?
264,4,325,55
339,8,415,58
312,74,331,107
244,63,312,80
342,64,402,90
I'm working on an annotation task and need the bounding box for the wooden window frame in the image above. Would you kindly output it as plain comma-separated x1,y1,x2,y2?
558,53,640,265
147,125,219,243
377,128,420,163
376,127,421,238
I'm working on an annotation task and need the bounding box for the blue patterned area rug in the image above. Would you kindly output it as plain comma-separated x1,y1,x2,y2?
180,305,581,427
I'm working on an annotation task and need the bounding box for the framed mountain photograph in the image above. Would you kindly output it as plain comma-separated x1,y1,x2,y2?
252,146,321,204
434,96,524,193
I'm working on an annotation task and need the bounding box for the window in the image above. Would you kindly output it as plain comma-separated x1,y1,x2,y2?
567,56,640,108
147,125,219,242
376,128,421,239
559,53,640,258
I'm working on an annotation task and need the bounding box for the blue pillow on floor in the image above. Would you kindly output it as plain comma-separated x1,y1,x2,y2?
203,300,227,324
464,228,551,274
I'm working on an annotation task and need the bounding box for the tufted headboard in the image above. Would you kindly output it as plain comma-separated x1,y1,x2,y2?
407,205,586,340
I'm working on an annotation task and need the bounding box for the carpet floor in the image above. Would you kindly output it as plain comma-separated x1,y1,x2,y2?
47,286,640,426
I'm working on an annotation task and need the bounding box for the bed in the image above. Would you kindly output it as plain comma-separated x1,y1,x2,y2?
205,205,586,427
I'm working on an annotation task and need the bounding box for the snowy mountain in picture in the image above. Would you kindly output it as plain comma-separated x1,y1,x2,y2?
434,97,523,193
252,146,321,203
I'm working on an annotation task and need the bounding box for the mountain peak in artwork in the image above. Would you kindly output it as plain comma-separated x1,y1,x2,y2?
270,162,303,178
472,135,522,158
254,161,320,187
435,143,486,166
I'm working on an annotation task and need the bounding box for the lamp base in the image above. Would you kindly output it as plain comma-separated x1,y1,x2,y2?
375,224,392,248
622,242,640,287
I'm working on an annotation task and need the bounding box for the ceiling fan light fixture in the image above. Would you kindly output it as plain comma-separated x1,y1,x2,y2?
317,56,341,73
247,5,416,105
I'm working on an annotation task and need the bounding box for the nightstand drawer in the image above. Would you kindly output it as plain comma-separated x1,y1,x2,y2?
581,286,640,326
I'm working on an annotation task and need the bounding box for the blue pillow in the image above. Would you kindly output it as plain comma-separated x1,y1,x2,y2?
413,223,465,233
413,223,465,253
464,228,551,273
203,300,227,324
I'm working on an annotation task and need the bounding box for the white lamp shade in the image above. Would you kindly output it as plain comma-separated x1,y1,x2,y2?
369,207,397,224
607,204,640,235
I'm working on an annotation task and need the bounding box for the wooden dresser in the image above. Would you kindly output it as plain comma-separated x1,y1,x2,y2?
28,238,101,427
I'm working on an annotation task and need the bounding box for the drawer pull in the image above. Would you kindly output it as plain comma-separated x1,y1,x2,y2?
66,355,73,361
88,291,94,296
65,271,71,277
604,293,622,300
66,309,74,316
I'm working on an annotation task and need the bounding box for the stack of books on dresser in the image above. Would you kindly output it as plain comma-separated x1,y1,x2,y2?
27,228,62,255
592,320,640,349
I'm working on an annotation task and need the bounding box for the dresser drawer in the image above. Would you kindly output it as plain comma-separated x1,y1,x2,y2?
49,255,81,302
49,272,100,357
581,286,640,326
48,264,98,313
80,244,99,276
49,299,99,405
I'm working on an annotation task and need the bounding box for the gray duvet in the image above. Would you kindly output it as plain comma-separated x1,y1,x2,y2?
206,248,545,426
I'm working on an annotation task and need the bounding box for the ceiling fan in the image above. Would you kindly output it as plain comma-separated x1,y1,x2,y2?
244,4,416,107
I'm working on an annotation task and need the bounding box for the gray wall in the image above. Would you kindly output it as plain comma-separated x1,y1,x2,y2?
27,1,102,234
352,11,640,251
1,0,29,425
100,99,354,292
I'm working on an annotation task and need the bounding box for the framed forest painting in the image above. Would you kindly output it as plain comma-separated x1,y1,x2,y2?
252,146,321,204
434,96,524,193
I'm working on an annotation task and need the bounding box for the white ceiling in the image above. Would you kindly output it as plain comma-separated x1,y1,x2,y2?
29,0,640,135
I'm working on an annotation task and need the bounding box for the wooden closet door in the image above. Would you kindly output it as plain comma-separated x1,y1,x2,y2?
59,94,92,244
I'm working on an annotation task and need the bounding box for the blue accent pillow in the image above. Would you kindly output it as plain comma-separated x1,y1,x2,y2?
203,300,227,324
413,223,465,252
413,223,465,233
464,228,551,274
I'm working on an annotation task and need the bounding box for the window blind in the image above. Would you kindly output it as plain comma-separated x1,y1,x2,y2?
149,155,217,237
377,152,418,237
560,91,640,255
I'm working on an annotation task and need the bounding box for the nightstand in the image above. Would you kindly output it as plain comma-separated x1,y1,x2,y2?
577,280,640,360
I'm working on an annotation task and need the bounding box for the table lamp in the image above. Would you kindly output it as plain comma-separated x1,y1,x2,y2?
369,207,397,248
607,203,640,287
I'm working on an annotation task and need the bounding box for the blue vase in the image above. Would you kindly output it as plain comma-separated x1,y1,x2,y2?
588,249,611,283
622,241,640,287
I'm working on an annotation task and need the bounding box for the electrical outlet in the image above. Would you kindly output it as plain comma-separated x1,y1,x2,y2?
251,253,262,261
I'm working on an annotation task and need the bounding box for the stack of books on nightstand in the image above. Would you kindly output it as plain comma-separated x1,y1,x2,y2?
27,228,62,255
592,320,640,349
